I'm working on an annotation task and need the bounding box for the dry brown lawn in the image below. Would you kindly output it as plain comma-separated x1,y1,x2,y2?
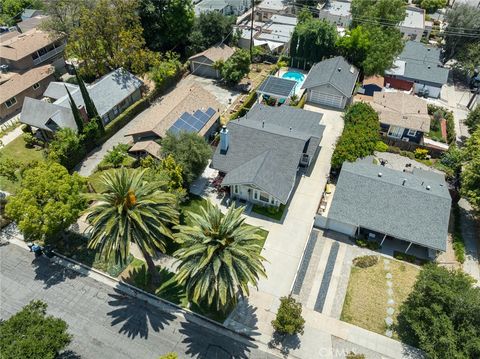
341,256,419,336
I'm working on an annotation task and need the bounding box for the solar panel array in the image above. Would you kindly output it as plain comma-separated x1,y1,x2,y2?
169,107,216,135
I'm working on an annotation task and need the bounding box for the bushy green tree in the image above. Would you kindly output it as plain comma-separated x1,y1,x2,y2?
187,12,235,55
46,128,85,169
139,0,194,52
218,49,251,84
396,264,480,359
174,202,266,311
290,18,338,69
461,127,480,210
0,300,71,359
41,0,94,37
413,0,447,13
465,105,480,134
444,4,480,62
149,52,183,90
0,0,44,25
161,131,212,184
351,0,406,27
271,295,305,336
331,103,380,169
102,143,130,168
5,162,86,241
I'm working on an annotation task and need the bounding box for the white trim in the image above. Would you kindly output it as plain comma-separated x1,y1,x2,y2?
4,97,17,108
407,129,417,136
32,82,40,90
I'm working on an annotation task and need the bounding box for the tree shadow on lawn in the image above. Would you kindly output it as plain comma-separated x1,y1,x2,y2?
268,332,301,358
106,286,177,340
179,315,259,359
31,255,86,289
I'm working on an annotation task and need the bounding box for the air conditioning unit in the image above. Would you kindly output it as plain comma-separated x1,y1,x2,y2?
402,137,410,142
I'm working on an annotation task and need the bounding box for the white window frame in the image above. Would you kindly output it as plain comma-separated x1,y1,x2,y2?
4,97,17,108
259,191,270,203
387,125,404,139
32,82,40,90
407,129,417,136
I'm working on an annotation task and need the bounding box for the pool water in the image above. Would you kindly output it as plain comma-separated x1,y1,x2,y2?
282,71,306,95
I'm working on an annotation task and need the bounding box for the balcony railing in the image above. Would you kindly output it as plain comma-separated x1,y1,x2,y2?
32,43,66,66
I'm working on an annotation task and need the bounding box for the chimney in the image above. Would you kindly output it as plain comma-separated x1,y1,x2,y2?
402,179,407,186
220,125,229,154
77,104,89,123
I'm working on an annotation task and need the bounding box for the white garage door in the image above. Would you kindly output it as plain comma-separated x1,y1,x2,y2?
308,90,345,109
327,218,357,237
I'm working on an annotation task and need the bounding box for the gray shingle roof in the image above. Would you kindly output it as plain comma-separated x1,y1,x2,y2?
20,97,76,131
257,76,297,98
328,161,451,251
212,104,324,203
44,82,79,100
386,41,449,86
302,56,359,97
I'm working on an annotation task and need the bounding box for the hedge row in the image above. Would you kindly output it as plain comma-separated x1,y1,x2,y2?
331,102,380,169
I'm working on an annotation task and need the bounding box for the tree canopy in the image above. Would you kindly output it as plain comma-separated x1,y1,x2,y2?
465,105,480,134
271,295,305,336
0,0,44,26
5,162,86,241
41,0,94,37
187,12,235,55
351,0,406,27
461,127,480,210
217,48,251,84
139,0,194,52
0,300,71,359
161,131,212,184
396,264,480,359
413,0,447,14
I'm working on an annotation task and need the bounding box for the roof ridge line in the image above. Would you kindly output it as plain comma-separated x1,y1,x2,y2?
235,120,316,141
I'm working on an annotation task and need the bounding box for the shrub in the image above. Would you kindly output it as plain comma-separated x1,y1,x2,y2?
271,295,305,336
375,141,389,152
353,255,378,268
356,238,368,247
367,241,381,250
149,52,184,91
102,143,130,168
21,124,32,133
159,354,178,359
452,203,466,263
400,150,415,159
414,148,429,160
23,132,38,148
346,352,366,359
387,145,401,154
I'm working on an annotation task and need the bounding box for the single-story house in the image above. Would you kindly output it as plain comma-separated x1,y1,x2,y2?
325,160,451,258
318,0,352,28
20,68,143,137
370,92,431,144
400,6,430,42
212,104,325,207
127,83,223,142
302,56,359,109
194,0,250,16
0,64,54,120
385,41,449,99
255,0,292,22
256,75,297,105
188,44,235,79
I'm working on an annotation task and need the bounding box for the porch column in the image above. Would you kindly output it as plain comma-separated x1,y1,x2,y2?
405,242,413,253
380,234,387,246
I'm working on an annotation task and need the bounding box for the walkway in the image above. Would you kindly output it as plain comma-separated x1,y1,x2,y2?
459,198,480,285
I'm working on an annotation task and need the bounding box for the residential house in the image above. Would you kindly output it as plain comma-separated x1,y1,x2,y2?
370,92,431,144
385,41,449,99
256,75,297,105
399,6,431,42
194,0,250,16
255,0,291,22
21,9,44,21
212,104,325,207
16,15,49,33
323,160,451,259
188,44,235,79
0,29,66,71
451,0,480,8
20,68,143,138
318,0,352,28
127,83,223,143
302,56,359,109
0,64,54,120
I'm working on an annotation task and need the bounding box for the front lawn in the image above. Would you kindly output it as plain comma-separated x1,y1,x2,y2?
341,256,419,337
252,204,286,221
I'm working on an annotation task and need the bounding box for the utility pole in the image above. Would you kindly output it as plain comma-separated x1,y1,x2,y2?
250,0,255,62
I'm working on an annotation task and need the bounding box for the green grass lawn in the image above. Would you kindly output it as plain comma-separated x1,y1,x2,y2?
427,127,445,142
252,204,286,221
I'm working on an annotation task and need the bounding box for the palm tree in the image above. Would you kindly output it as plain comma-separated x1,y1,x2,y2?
84,168,179,282
174,201,267,311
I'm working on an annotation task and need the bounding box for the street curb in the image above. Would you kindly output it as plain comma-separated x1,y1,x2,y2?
5,236,283,358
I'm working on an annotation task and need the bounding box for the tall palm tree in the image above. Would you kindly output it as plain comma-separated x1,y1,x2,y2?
84,168,179,282
174,201,267,311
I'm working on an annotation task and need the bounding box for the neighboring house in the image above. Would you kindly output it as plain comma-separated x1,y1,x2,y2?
212,104,325,207
194,0,250,16
318,0,352,28
20,68,143,138
302,56,359,109
256,75,297,104
323,160,451,259
0,29,66,71
0,64,54,120
188,44,235,79
399,6,430,42
370,92,431,144
127,83,223,142
255,0,291,22
451,0,480,8
128,140,162,160
16,15,49,33
21,9,43,21
385,41,449,98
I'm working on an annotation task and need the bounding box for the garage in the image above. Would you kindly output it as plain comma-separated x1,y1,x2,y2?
308,90,345,109
326,218,357,237
191,62,219,79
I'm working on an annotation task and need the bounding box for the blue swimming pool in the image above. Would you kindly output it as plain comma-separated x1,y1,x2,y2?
282,71,306,95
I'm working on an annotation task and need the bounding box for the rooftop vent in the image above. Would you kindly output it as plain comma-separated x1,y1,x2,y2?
337,67,342,72
378,172,382,177
426,185,431,190
402,179,407,186
427,65,431,69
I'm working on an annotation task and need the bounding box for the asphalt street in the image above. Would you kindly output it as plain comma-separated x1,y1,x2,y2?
0,243,279,359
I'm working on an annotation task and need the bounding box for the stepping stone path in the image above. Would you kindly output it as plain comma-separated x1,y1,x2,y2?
383,259,395,338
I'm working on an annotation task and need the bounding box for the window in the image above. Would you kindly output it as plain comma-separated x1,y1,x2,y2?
254,191,258,200
387,125,404,139
407,129,417,136
32,82,40,90
234,185,238,194
259,192,269,203
4,97,17,108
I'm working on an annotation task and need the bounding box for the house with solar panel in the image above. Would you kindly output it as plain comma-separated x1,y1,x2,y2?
127,83,223,159
212,104,325,208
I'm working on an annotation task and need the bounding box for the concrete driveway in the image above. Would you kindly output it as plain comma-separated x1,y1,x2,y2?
76,74,241,177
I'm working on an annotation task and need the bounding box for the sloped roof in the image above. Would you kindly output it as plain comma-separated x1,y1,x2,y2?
302,56,359,97
212,104,325,203
0,29,61,61
44,82,79,100
0,64,53,104
20,97,76,131
257,75,296,98
17,15,49,33
188,44,235,63
129,140,162,159
328,161,451,251
371,92,431,132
